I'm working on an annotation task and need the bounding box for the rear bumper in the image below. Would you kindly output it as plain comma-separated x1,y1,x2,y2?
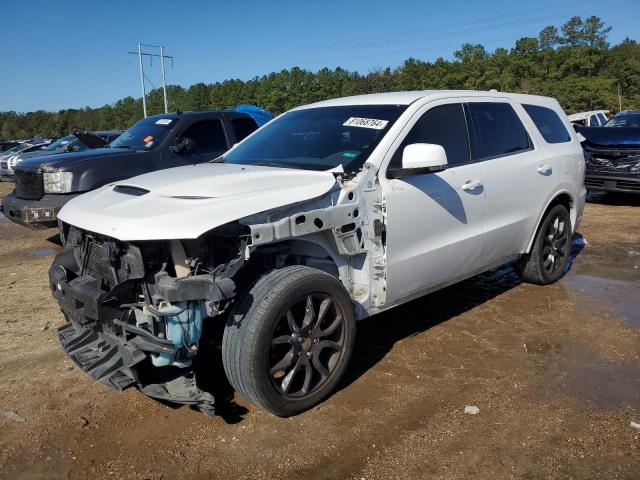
1,192,78,228
584,173,640,194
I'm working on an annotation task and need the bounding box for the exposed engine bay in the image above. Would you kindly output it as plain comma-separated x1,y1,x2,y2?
48,168,387,415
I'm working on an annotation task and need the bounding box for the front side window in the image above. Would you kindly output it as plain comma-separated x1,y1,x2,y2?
467,102,531,161
522,104,571,144
232,117,259,143
111,116,176,150
180,119,228,154
389,103,470,169
223,105,406,172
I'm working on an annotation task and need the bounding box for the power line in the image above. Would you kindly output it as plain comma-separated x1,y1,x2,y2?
127,43,174,117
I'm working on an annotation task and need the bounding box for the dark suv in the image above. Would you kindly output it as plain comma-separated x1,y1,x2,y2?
2,109,269,228
582,110,640,194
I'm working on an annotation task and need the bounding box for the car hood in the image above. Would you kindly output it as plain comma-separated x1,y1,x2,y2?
58,162,338,241
580,127,640,148
15,148,128,172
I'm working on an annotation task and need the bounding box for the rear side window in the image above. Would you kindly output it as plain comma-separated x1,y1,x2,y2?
522,104,571,144
589,114,601,127
232,117,259,143
181,120,228,154
389,103,470,169
467,102,531,161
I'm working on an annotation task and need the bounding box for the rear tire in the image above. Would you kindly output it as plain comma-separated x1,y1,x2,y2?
516,204,572,285
222,266,356,416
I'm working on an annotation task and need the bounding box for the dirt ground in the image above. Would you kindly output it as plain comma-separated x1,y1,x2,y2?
0,180,639,480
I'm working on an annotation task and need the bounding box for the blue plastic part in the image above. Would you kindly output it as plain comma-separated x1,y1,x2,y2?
152,301,207,367
233,104,273,126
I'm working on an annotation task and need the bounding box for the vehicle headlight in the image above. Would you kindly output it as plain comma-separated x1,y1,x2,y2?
43,172,73,193
8,156,19,168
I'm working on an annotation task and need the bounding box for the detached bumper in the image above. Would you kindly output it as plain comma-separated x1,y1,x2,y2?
585,173,640,194
49,255,217,415
1,192,78,228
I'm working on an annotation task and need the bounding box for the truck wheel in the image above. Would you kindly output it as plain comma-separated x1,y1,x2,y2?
222,266,356,416
516,204,572,285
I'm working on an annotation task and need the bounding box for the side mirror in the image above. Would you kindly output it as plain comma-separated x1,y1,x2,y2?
388,143,448,179
170,137,195,154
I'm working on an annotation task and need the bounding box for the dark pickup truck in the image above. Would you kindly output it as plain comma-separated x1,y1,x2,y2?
2,108,270,228
581,110,640,194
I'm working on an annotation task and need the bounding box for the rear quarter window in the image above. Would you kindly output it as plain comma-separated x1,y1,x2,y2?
522,104,571,144
467,102,531,161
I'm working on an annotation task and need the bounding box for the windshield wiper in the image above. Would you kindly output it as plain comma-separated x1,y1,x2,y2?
111,145,135,150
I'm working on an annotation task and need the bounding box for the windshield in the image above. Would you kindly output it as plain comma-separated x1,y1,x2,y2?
110,116,176,150
2,144,29,155
223,105,407,172
605,115,640,128
45,134,76,151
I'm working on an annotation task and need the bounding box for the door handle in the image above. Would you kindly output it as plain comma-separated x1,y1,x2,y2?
537,164,552,175
462,179,483,191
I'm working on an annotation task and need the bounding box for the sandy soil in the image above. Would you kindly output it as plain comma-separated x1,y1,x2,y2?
0,182,639,480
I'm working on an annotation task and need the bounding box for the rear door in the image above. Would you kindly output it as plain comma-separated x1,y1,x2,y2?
163,118,229,168
467,101,555,263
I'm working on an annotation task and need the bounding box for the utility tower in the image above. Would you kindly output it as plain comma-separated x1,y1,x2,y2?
128,43,174,117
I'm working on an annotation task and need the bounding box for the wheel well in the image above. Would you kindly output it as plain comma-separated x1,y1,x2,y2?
548,193,573,214
525,192,575,253
247,238,342,280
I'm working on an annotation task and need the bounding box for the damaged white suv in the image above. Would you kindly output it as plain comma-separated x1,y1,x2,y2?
49,91,586,416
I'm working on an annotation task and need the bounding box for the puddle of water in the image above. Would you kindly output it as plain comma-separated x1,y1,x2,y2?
563,273,640,325
30,247,56,257
562,349,640,410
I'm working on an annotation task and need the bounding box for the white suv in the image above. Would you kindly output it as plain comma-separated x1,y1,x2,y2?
49,90,586,417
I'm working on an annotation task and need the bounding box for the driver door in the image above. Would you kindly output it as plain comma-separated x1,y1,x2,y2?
380,101,487,305
163,119,230,168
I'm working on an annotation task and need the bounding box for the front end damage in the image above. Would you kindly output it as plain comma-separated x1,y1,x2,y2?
49,225,245,415
48,165,388,414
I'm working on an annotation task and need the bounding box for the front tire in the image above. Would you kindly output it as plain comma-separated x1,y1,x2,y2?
516,204,572,285
222,266,356,416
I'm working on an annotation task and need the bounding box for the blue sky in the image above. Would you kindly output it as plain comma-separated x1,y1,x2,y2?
1,0,638,112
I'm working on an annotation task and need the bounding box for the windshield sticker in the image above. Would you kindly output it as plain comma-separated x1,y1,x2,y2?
343,117,389,130
342,151,359,158
145,141,154,149
155,119,173,125
143,135,154,143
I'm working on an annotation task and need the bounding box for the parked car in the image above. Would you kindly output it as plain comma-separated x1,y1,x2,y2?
2,108,270,228
48,90,585,417
581,110,640,194
0,142,50,181
1,130,122,181
0,140,20,152
568,110,610,128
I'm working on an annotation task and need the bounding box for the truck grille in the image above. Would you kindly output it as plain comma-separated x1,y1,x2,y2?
14,170,44,200
84,241,130,288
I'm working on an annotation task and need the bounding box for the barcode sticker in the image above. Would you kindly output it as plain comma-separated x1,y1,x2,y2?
343,117,389,130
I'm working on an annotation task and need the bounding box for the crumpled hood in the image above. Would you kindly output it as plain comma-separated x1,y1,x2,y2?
580,127,640,148
58,162,338,241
